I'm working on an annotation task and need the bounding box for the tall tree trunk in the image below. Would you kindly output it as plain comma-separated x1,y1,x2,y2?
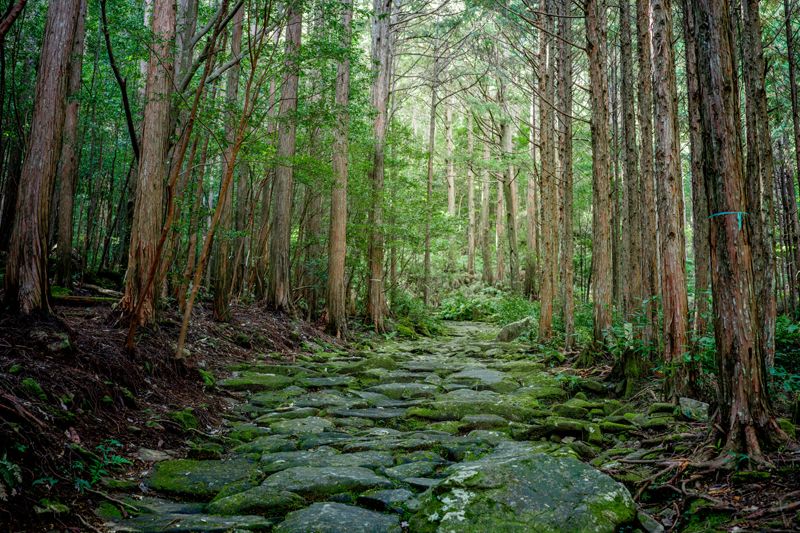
778,137,800,315
539,0,557,339
325,0,352,338
787,0,800,189
637,0,659,344
740,0,777,366
651,0,690,399
480,139,493,285
690,0,788,458
54,0,87,288
558,0,575,350
501,88,519,293
586,0,613,345
684,0,710,341
524,91,538,298
496,173,506,284
445,98,456,217
213,4,243,321
466,113,476,278
120,0,175,323
423,55,438,304
620,0,640,320
4,0,83,314
366,0,393,330
266,2,302,312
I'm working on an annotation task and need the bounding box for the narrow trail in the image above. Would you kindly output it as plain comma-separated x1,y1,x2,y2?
106,322,642,532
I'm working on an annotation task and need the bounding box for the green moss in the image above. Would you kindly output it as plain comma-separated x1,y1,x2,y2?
21,377,46,400
148,459,257,500
169,408,199,430
95,501,123,520
778,418,796,439
207,486,305,516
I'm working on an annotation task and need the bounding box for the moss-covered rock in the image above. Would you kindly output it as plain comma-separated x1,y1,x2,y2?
410,443,635,533
219,372,294,392
262,466,393,499
148,458,258,500
274,502,401,533
207,485,305,516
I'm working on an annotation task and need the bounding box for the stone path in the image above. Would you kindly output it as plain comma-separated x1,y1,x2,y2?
105,322,642,532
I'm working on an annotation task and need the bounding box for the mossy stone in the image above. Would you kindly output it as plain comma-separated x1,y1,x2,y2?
148,458,257,500
207,485,305,516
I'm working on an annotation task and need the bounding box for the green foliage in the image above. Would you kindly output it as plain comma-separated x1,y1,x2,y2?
390,291,444,337
437,285,537,326
0,454,22,501
197,368,216,388
21,377,46,401
72,439,131,493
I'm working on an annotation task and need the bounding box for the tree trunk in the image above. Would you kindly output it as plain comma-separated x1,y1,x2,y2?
213,3,243,321
266,2,302,312
558,0,575,350
366,0,393,330
423,64,437,304
467,113,476,278
539,0,557,340
54,0,87,288
683,0,710,341
501,88,519,293
496,173,506,284
120,0,175,324
787,0,800,191
651,0,690,400
480,140,493,285
4,0,83,314
445,98,456,217
637,0,659,344
690,0,788,458
586,0,613,345
325,0,352,338
524,91,538,298
620,0,640,321
740,0,777,366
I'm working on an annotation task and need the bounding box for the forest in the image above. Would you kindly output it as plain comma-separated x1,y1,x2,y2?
0,0,799,530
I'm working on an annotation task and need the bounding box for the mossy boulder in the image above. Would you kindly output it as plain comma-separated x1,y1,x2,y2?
274,502,401,533
262,466,393,499
148,458,258,500
219,372,294,392
410,443,635,533
207,485,305,516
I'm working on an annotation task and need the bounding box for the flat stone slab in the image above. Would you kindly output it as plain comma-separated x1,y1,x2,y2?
148,458,256,500
367,382,438,400
299,376,355,387
411,444,636,532
271,416,335,435
329,407,407,420
262,466,393,498
110,513,274,532
219,372,294,391
274,502,401,533
206,486,305,516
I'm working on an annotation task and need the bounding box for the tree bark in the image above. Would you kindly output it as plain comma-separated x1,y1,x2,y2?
690,0,788,457
423,57,438,304
651,0,690,399
120,0,175,324
586,0,613,345
683,0,710,341
54,0,88,288
325,0,352,338
480,139,493,285
501,86,519,293
266,2,302,312
524,89,538,299
620,0,640,321
4,0,83,314
445,98,456,217
558,0,575,350
740,0,777,366
467,113,476,278
366,0,393,330
787,0,800,193
637,0,659,344
539,0,557,340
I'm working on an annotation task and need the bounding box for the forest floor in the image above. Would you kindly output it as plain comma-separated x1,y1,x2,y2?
1,304,799,531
